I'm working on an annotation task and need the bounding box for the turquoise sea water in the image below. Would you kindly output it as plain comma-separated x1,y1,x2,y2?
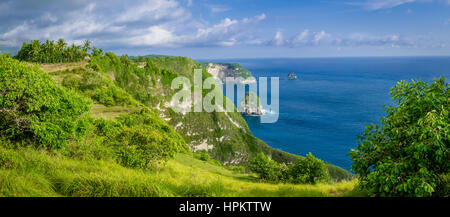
202,57,450,171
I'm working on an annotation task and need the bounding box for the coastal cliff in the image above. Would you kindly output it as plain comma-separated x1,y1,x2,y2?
3,50,352,182
199,62,256,84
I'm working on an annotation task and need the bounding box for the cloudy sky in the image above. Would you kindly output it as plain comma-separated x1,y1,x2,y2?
0,0,449,58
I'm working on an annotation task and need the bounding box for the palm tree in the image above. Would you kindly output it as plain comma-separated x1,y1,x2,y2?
49,40,56,62
83,40,91,55
43,40,53,63
56,38,67,62
30,40,41,62
69,44,76,61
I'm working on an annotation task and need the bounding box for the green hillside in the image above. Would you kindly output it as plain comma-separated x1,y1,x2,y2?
0,44,355,197
0,147,355,197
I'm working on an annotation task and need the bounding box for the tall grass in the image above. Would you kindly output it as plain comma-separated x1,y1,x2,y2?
0,147,356,197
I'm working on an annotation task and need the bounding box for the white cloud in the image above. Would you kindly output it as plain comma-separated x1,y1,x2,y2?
291,29,310,45
116,0,187,23
127,26,177,46
336,33,412,47
313,31,329,44
0,0,265,49
209,5,231,13
266,30,414,48
178,14,266,47
269,30,332,47
269,31,285,46
348,0,432,10
0,0,444,53
350,0,450,10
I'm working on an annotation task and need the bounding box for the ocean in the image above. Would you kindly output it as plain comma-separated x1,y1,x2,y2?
203,57,450,171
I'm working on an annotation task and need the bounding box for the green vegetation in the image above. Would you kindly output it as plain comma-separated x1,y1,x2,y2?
0,55,187,171
249,153,284,181
0,43,356,197
58,67,135,107
86,53,311,169
198,62,253,79
249,152,330,184
349,78,449,197
0,146,355,197
0,55,91,149
14,39,103,63
285,153,330,184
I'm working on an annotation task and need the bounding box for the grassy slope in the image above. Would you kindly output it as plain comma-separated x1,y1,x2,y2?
95,55,307,167
0,60,357,197
0,147,355,197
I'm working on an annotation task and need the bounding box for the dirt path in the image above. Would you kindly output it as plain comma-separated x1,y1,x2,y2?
36,61,88,73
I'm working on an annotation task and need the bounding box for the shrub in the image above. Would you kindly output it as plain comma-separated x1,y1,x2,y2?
110,124,184,169
286,153,330,184
93,118,123,138
61,74,81,89
61,69,133,107
94,109,189,169
249,153,283,181
0,56,91,148
349,77,449,197
194,151,210,161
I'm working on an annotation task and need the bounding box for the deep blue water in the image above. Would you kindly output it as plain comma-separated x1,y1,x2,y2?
201,57,450,171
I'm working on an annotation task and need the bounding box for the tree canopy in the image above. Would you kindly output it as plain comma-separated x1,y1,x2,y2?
0,55,91,148
349,77,449,197
14,39,103,63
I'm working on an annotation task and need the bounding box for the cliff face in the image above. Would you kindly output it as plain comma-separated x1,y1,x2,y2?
84,54,353,181
199,62,256,84
86,55,295,165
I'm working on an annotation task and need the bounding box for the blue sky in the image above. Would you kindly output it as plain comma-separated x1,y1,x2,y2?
0,0,449,58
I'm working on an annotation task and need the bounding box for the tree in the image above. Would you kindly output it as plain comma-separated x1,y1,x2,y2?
286,153,330,184
249,152,284,181
15,39,93,63
0,55,91,148
56,38,67,62
349,77,449,197
30,40,41,62
83,40,91,54
91,47,104,57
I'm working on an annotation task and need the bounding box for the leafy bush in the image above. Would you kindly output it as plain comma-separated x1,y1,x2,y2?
0,56,91,148
97,109,188,169
249,153,284,181
61,74,81,89
250,152,331,184
61,68,133,107
194,151,210,161
286,153,330,184
349,77,449,197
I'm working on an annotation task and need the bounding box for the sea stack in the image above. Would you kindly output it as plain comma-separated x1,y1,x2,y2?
288,72,297,80
239,92,263,116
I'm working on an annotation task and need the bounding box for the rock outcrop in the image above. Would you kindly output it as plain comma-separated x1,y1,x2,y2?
288,72,297,80
200,62,256,84
239,92,263,116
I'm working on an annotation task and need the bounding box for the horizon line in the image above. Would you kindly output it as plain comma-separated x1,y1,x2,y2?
194,55,450,61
